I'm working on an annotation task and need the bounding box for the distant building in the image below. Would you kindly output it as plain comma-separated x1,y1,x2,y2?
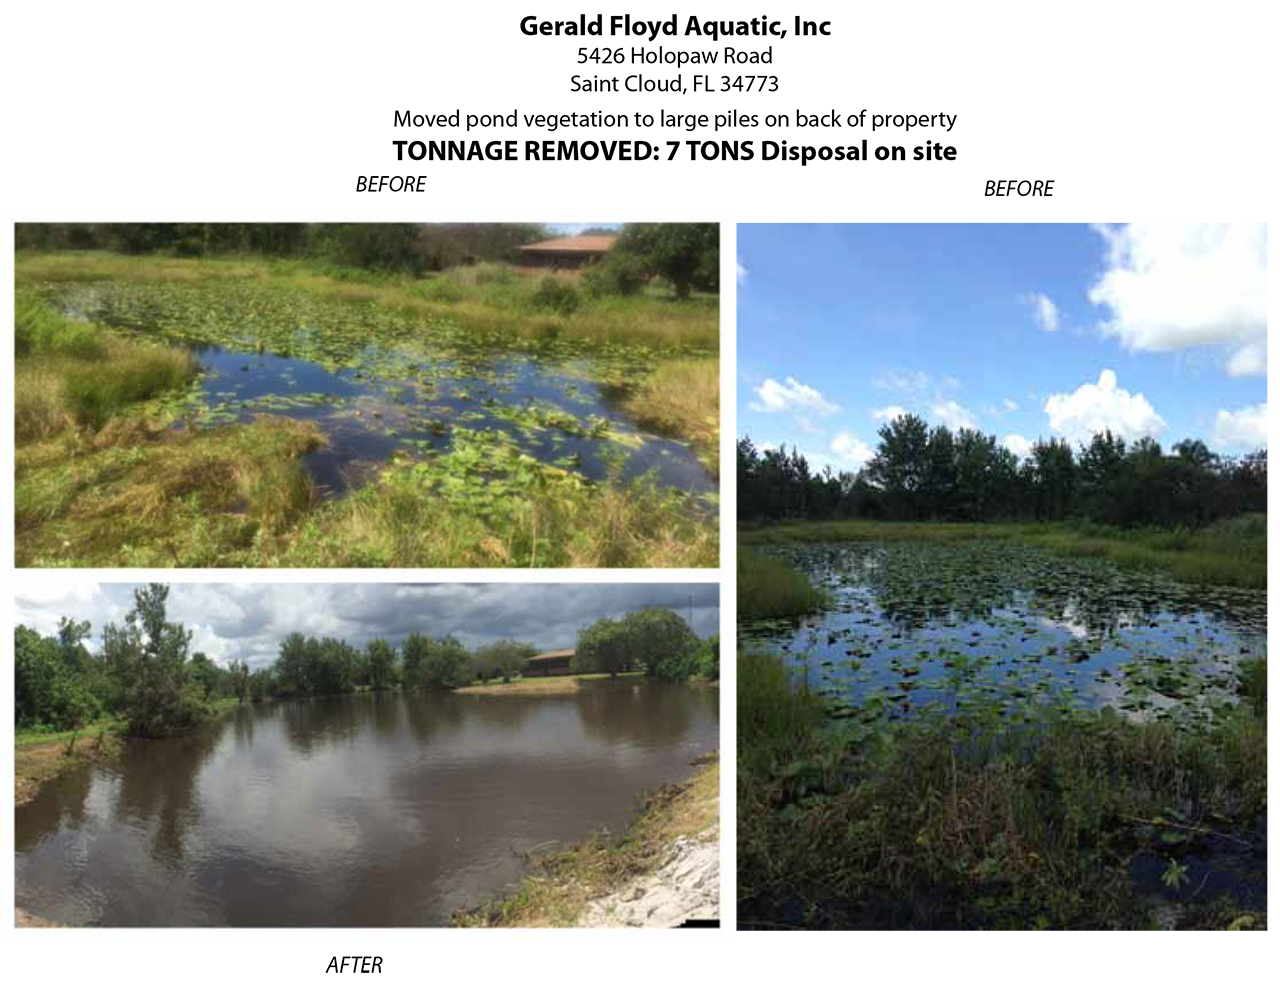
524,648,577,677
517,235,616,269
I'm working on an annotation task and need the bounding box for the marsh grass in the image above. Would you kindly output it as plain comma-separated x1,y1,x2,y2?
740,517,1266,589
738,653,1268,930
16,252,720,351
264,465,717,568
737,547,831,620
15,295,197,440
614,357,719,474
15,418,326,566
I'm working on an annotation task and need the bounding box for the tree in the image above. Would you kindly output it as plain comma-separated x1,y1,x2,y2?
365,639,396,690
611,223,718,298
229,660,250,704
101,584,208,737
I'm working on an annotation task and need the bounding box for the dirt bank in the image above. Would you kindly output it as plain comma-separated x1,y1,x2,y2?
454,755,720,927
15,733,120,808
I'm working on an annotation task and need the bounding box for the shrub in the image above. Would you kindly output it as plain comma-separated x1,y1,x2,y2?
531,276,581,315
581,254,649,297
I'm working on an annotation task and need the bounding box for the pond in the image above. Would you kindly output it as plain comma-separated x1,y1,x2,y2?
42,280,717,499
15,682,719,926
741,542,1266,729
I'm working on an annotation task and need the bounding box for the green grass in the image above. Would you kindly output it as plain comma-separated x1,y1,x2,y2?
737,546,831,620
612,357,719,475
738,655,1267,930
15,253,719,568
16,252,719,352
15,294,197,442
740,517,1266,589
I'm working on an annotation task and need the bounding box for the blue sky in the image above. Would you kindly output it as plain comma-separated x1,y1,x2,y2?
738,224,1267,471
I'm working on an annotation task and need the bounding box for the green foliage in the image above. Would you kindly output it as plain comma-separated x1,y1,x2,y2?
581,253,649,297
577,606,700,679
739,416,1266,529
101,584,210,738
737,546,830,621
364,638,397,690
470,640,536,684
530,277,581,315
611,223,718,299
400,632,471,690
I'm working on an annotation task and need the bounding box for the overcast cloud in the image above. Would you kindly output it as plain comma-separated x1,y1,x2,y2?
15,583,719,672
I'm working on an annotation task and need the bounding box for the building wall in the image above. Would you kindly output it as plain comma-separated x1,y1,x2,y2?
523,657,576,677
519,251,603,270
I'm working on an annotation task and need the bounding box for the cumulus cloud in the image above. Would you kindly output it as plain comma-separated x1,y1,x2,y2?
15,584,721,671
1213,403,1268,450
1003,398,1019,412
1088,223,1267,377
932,399,977,431
750,376,840,415
1002,434,1033,459
736,260,748,284
1023,292,1060,331
872,405,907,424
874,370,932,395
1044,369,1166,443
831,431,874,467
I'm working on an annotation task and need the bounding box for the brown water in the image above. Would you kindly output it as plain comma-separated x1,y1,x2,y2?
14,682,719,926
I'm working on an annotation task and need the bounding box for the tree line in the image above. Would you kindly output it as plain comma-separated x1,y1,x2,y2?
15,586,718,739
14,222,719,297
739,413,1266,526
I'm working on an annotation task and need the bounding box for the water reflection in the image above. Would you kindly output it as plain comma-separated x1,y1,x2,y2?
15,683,717,926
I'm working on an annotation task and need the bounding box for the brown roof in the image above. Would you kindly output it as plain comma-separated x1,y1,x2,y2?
528,649,576,662
518,235,616,253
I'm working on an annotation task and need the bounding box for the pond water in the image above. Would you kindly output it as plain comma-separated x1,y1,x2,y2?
741,542,1266,728
15,682,719,926
44,280,716,499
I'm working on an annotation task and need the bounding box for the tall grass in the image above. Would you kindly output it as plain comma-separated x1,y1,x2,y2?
16,252,720,352
738,547,830,620
740,517,1266,589
15,295,197,441
616,358,719,474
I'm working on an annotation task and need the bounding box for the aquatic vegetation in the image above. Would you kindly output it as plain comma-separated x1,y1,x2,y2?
738,667,1266,929
740,518,1266,590
613,357,720,475
741,541,1264,730
738,538,1269,929
14,254,720,567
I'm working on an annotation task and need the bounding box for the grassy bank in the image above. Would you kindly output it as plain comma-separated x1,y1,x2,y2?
15,255,719,568
455,756,719,927
16,252,719,352
740,516,1265,589
737,546,831,620
454,672,645,695
16,698,244,808
613,358,719,475
738,653,1267,930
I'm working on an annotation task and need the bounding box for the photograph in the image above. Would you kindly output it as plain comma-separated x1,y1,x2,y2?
736,223,1267,929
13,223,719,567
15,582,720,927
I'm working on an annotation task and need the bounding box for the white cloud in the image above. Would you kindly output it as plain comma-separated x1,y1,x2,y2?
872,405,907,424
1088,223,1267,377
750,376,840,415
1023,292,1060,331
1003,398,1019,412
1044,369,1166,443
874,370,931,395
736,260,748,284
831,431,874,467
932,399,977,431
1002,434,1033,459
1213,403,1267,450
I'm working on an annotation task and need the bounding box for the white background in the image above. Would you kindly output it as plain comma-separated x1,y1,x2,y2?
2,5,742,973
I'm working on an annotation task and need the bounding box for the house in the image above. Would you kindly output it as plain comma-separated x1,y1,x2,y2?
517,235,616,269
524,649,577,677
